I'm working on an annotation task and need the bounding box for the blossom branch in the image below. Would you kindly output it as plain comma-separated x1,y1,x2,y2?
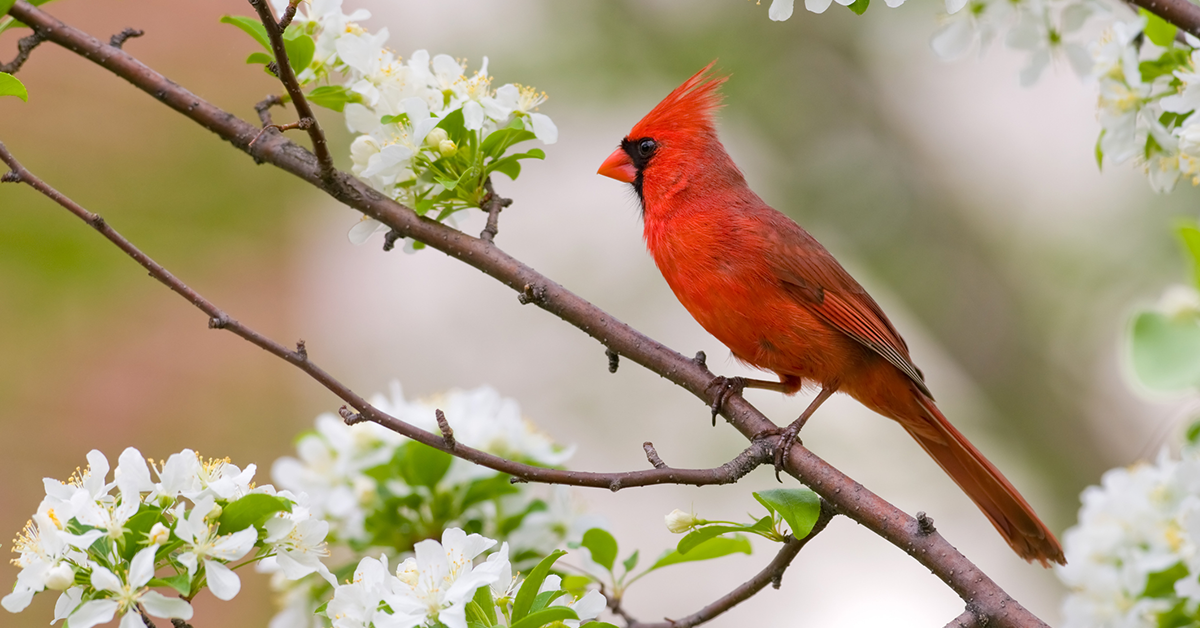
6,2,1050,625
625,500,837,628
246,0,334,180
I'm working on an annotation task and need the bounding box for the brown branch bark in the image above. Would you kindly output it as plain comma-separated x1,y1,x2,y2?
5,2,1052,625
625,501,838,628
1127,0,1200,38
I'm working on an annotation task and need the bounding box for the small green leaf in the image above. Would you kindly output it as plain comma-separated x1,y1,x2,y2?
1144,561,1190,598
846,0,870,15
0,0,15,21
314,601,329,616
471,581,497,626
1131,311,1200,391
219,15,271,51
283,31,315,73
149,573,193,597
435,108,467,141
622,550,639,574
1178,223,1200,289
530,589,568,613
1140,8,1178,47
512,550,567,621
307,85,362,112
1095,130,1105,171
246,52,274,65
488,156,522,181
119,507,164,561
580,528,618,571
648,535,753,572
678,525,755,555
1140,48,1191,83
397,441,453,488
754,488,822,538
217,493,292,535
480,128,537,160
1187,420,1200,445
560,575,592,598
0,72,27,101
509,607,578,628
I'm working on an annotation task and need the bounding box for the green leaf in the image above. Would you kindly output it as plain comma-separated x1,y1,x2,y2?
480,128,537,160
219,15,271,51
471,578,498,626
314,601,329,616
283,31,315,73
1131,311,1200,391
1145,561,1190,598
0,0,15,21
509,607,578,628
648,535,753,572
512,550,567,621
580,528,618,571
435,108,467,142
119,507,164,561
754,488,822,538
1140,8,1178,47
246,52,274,65
1095,130,1105,171
846,0,870,15
488,156,522,181
560,575,592,598
397,441,453,488
622,550,639,574
677,525,754,555
217,493,292,535
1178,223,1200,289
1188,420,1200,445
1140,48,1191,83
148,573,193,597
0,71,28,101
530,589,568,613
306,85,362,112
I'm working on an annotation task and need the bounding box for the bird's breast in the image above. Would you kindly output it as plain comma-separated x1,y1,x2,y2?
645,214,856,386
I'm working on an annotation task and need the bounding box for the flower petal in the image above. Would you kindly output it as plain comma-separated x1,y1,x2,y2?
769,0,795,20
529,113,558,145
804,0,833,13
141,590,194,620
68,599,119,628
204,559,242,601
462,101,484,131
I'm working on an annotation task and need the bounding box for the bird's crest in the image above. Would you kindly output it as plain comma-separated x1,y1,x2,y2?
628,61,727,140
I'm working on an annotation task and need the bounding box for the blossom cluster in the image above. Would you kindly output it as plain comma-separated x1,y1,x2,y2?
266,384,603,627
3,448,331,628
1057,439,1200,627
324,528,606,628
258,0,557,249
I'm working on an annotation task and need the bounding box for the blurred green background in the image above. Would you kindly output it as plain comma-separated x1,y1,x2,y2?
1,0,1195,626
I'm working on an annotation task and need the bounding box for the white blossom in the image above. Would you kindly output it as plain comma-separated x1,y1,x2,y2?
67,547,193,628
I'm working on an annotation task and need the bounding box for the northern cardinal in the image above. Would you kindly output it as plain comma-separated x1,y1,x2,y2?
597,62,1064,566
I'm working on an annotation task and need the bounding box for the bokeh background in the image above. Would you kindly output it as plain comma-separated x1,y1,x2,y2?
1,0,1196,625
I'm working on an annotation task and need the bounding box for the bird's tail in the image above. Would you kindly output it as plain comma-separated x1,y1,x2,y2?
901,394,1065,566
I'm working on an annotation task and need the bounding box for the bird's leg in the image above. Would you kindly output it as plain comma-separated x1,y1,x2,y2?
706,376,793,426
773,386,836,481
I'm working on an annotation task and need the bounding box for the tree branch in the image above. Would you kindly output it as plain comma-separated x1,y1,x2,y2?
5,2,1052,625
0,32,45,74
246,0,334,180
1127,0,1200,38
624,501,838,628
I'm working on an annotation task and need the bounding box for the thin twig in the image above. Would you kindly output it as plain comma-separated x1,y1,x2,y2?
247,0,335,179
277,0,300,31
625,501,838,628
7,3,1054,625
479,177,511,242
255,94,284,126
0,32,45,74
248,117,314,148
945,609,981,628
435,409,456,449
109,28,144,49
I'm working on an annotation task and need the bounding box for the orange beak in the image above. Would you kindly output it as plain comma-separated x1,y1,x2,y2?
597,147,637,183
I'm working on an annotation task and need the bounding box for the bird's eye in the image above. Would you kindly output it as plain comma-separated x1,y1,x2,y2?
637,139,657,157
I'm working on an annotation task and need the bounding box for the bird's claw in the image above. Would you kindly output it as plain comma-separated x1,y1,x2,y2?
705,376,746,426
772,421,804,482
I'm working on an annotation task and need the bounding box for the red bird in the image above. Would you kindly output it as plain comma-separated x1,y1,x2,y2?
597,62,1064,566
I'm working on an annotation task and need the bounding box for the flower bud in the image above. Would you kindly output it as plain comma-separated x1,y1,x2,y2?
438,139,457,157
147,522,171,546
665,509,699,534
425,128,449,148
44,563,75,591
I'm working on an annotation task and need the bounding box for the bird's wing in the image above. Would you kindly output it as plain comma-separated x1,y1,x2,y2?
763,216,932,398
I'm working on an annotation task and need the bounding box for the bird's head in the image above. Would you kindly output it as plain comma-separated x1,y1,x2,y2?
597,61,730,206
